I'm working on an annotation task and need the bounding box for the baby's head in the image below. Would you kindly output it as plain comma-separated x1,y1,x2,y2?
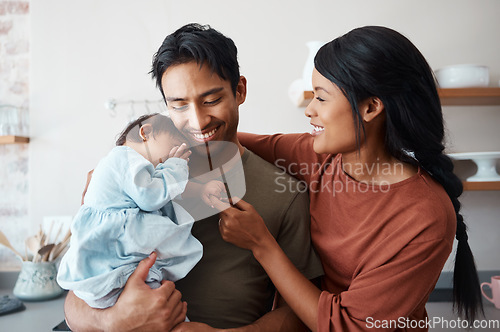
116,113,186,165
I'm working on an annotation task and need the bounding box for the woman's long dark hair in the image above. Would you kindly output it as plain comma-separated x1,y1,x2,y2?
314,26,483,323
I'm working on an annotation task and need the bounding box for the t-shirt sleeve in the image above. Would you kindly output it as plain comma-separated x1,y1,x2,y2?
276,189,324,281
123,155,189,212
238,132,329,184
318,238,452,332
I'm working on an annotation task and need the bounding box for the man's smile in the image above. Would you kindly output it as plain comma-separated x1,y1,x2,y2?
189,125,221,142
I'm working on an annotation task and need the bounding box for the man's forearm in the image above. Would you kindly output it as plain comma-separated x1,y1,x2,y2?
226,302,308,332
64,291,110,332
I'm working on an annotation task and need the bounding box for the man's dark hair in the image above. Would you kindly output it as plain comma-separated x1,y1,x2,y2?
151,23,240,98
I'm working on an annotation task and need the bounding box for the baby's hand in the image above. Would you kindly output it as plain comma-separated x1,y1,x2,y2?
202,180,227,207
168,143,191,161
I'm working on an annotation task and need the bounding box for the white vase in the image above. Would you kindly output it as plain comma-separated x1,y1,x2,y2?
302,41,325,91
13,261,64,301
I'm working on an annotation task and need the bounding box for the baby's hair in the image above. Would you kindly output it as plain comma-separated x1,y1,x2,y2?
115,113,184,146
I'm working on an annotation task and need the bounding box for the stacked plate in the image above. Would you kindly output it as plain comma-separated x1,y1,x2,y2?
448,152,500,182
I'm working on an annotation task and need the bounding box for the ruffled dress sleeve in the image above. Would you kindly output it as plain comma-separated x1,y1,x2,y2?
122,150,189,211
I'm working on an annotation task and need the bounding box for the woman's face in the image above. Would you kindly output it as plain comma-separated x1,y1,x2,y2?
305,68,359,155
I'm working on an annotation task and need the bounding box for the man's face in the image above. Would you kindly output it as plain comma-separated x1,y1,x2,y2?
161,61,246,156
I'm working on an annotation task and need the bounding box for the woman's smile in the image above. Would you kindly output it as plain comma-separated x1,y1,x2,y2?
310,123,325,137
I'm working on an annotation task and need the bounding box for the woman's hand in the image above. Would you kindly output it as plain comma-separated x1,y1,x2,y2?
212,197,275,254
212,198,321,332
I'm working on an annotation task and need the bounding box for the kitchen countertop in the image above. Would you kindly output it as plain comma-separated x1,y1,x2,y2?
426,301,500,331
0,271,67,331
1,271,500,331
0,292,67,331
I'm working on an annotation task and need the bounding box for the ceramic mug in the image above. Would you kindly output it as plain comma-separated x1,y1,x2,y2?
481,276,500,309
13,261,64,301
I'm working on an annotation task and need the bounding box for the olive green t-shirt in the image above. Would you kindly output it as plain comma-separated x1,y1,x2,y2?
175,148,323,328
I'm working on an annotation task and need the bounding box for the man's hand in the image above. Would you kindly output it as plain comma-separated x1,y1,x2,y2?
107,252,187,331
64,252,187,332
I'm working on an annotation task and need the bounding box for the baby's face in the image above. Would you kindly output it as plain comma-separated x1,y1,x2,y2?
148,132,186,166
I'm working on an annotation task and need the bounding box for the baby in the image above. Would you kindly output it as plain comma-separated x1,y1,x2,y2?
57,113,224,309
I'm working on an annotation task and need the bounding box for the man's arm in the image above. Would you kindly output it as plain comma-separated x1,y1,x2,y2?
222,277,322,332
170,293,308,332
64,253,187,332
235,292,309,332
64,291,110,332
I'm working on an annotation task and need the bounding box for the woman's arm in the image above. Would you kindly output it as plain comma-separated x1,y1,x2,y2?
217,199,321,331
64,253,187,331
238,132,328,183
217,198,453,332
253,242,321,331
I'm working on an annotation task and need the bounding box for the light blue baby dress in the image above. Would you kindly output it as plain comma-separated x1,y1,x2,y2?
57,146,203,308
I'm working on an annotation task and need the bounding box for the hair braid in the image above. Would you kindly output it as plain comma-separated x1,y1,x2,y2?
416,152,483,322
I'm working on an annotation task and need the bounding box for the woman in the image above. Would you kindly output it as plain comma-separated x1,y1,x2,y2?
215,26,483,331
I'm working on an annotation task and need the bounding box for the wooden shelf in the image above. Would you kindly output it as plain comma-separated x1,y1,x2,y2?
297,91,314,107
463,181,500,191
438,87,500,106
296,87,500,107
0,135,30,144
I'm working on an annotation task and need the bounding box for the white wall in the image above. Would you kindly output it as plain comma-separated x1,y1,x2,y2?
0,1,30,269
12,0,499,271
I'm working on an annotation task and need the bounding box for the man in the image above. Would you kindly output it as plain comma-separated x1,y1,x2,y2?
64,23,323,331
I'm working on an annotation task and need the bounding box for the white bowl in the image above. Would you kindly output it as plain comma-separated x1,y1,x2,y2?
435,64,489,88
448,151,500,182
